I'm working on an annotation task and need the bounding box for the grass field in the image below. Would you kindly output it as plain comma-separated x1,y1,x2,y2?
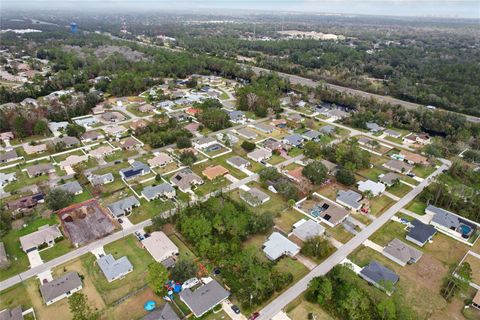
405,199,427,215
275,208,305,233
387,182,412,197
326,224,354,244
356,166,388,181
286,295,335,320
369,220,407,246
369,195,395,216
39,239,73,262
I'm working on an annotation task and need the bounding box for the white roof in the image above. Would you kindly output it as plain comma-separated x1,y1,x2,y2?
142,231,179,262
263,232,300,261
357,180,386,196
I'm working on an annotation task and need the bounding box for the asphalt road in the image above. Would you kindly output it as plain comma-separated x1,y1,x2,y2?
257,159,451,320
250,66,480,124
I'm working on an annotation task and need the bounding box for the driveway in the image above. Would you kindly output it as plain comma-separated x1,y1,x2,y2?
222,300,247,320
27,250,43,268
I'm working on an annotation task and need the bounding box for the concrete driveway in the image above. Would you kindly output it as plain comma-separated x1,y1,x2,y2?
222,300,247,320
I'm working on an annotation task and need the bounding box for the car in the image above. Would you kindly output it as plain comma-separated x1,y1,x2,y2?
134,231,144,241
118,218,123,224
249,312,260,320
231,305,240,314
114,160,122,164
407,173,416,177
400,218,410,225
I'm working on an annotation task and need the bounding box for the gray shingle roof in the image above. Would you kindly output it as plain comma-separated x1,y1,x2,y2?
407,219,437,245
283,134,303,146
360,261,399,287
107,196,140,217
429,205,461,229
55,181,82,194
383,238,423,265
96,254,133,282
227,156,249,168
40,272,82,303
292,219,325,241
141,303,180,320
336,190,362,209
263,232,300,261
179,280,230,317
0,306,23,320
302,130,321,140
142,183,175,200
90,173,114,186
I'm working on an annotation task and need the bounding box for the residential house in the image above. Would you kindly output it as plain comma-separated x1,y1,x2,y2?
0,172,16,187
107,196,140,218
6,193,44,216
359,261,399,295
53,136,79,148
202,165,229,181
236,128,258,140
47,121,69,137
23,144,47,155
366,122,384,133
324,109,350,121
96,254,133,282
170,168,204,192
270,119,287,128
382,238,423,267
140,303,180,320
472,290,480,310
101,112,125,123
184,122,201,134
103,124,128,138
119,161,151,180
286,113,304,123
0,150,18,163
263,232,300,261
357,180,386,197
254,123,274,134
283,134,304,148
263,138,287,152
142,231,179,263
0,131,14,142
336,190,362,211
378,172,400,187
26,163,55,178
58,155,88,170
319,125,336,135
291,219,325,242
302,130,321,141
55,181,83,195
226,156,250,170
74,116,97,128
179,279,230,318
89,145,114,159
403,133,430,145
399,150,429,165
129,119,148,131
406,219,437,247
320,159,338,175
138,103,154,113
247,148,272,163
383,159,413,174
19,224,62,252
120,137,143,150
308,200,350,227
384,129,401,138
185,107,201,117
40,272,83,306
0,306,23,320
194,137,217,149
228,110,246,124
157,100,175,109
142,183,176,201
148,153,173,168
286,167,309,184
91,104,105,114
81,131,104,143
240,188,270,207
428,205,478,242
88,173,114,186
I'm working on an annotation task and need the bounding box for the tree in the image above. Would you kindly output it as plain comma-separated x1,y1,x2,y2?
336,168,356,186
147,263,169,295
45,189,74,211
179,151,197,166
300,236,334,260
241,140,256,152
68,293,99,320
33,120,49,136
176,136,192,149
65,123,86,138
12,116,28,138
441,262,472,301
170,259,198,283
198,108,231,131
302,161,327,185
304,141,322,159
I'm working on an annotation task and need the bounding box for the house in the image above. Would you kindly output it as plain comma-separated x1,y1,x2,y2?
236,128,257,140
0,172,16,187
325,109,350,121
0,131,14,142
138,103,154,113
271,119,287,128
6,193,44,216
184,122,201,134
81,130,104,142
358,137,375,147
254,123,274,134
142,183,176,201
47,121,69,137
383,159,413,174
0,306,23,320
19,224,62,252
287,113,304,122
240,188,270,207
26,163,55,178
399,150,428,165
96,254,133,282
403,133,430,145
55,181,83,195
226,156,250,170
0,150,18,163
228,110,246,124
378,172,400,187
194,137,217,149
179,279,230,318
53,136,80,148
308,200,350,227
101,112,125,123
216,132,239,144
302,130,321,141
357,180,386,197
406,219,437,247
23,143,47,155
319,125,336,135
336,190,363,211
89,145,114,159
88,173,114,186
74,116,97,128
142,231,179,263
382,238,423,266
140,303,180,320
428,205,478,242
366,122,384,133
170,168,204,192
283,134,304,147
58,155,88,170
291,219,325,241
91,104,105,114
157,100,175,109
120,137,142,150
472,290,480,310
107,196,140,218
320,159,338,175
119,161,151,180
263,138,287,152
202,165,229,181
247,148,272,163
103,124,128,138
185,107,201,117
129,119,148,131
359,261,399,295
148,153,173,168
384,129,401,138
263,232,300,261
40,272,83,306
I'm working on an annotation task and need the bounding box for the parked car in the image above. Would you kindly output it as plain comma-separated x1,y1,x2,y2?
134,231,144,241
118,218,123,224
249,312,260,320
231,305,240,314
407,173,416,177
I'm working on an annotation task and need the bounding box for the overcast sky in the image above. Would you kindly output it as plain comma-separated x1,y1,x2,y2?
2,0,479,19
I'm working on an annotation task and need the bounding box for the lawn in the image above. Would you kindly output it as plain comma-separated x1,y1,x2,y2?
369,220,407,246
387,182,412,197
267,154,285,165
194,177,229,197
356,166,388,181
104,288,166,320
405,199,427,215
286,295,335,320
316,181,347,201
0,215,59,281
0,282,32,310
274,257,309,282
128,198,175,224
463,254,480,285
3,169,50,193
169,234,198,261
228,182,289,215
274,208,306,233
326,224,354,244
368,195,395,216
288,147,303,157
412,165,436,179
212,154,248,179
81,235,155,305
104,150,139,163
39,238,73,262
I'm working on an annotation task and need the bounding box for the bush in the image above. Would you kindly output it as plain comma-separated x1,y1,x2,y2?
241,140,256,152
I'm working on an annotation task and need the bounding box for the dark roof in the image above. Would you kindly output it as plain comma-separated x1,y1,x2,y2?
407,219,437,244
141,303,180,320
360,261,399,287
0,307,23,320
40,272,82,303
179,280,229,317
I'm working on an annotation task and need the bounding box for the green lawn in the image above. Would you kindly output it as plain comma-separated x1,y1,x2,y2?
412,165,436,179
194,178,229,197
405,199,427,215
3,169,50,193
169,234,197,261
274,257,309,282
369,195,395,216
356,166,388,181
369,221,407,246
129,198,175,224
268,154,285,165
0,281,32,310
81,235,155,305
286,295,334,320
39,239,73,262
228,182,289,215
326,224,354,244
387,182,412,197
288,147,303,157
275,208,305,233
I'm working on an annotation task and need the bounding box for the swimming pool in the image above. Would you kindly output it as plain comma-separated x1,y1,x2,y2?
459,224,472,235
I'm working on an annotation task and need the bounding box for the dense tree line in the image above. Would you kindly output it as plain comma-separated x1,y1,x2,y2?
135,120,192,148
195,98,231,131
259,167,299,201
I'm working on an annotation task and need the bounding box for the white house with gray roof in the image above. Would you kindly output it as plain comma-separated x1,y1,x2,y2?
107,196,140,218
336,190,362,211
226,156,250,170
247,148,272,163
383,159,413,174
282,134,304,147
142,183,176,201
302,130,321,141
254,123,274,134
357,180,386,197
40,272,83,305
291,219,325,242
236,128,258,140
88,173,114,186
263,232,300,261
55,181,83,195
428,205,478,244
240,188,270,207
382,238,423,267
179,279,230,318
19,224,63,253
228,110,246,124
96,254,133,282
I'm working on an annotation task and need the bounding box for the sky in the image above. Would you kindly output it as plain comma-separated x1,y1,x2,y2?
2,0,480,19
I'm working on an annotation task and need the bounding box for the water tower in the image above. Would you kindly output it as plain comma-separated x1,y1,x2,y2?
70,22,78,34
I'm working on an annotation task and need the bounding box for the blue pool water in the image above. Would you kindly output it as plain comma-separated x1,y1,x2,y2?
460,225,472,235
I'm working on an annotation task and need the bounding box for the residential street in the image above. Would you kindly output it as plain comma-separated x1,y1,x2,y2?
257,159,451,320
